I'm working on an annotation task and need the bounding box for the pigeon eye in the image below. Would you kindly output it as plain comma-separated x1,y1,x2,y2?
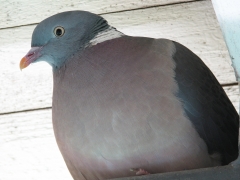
54,26,65,37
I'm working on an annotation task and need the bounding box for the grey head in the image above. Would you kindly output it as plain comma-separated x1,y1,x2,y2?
20,11,110,70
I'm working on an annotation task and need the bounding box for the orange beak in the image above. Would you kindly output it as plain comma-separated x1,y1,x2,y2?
20,56,30,70
20,46,43,70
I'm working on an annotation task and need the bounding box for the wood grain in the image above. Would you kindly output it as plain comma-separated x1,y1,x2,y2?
0,109,72,180
223,85,239,112
0,0,236,114
0,0,198,29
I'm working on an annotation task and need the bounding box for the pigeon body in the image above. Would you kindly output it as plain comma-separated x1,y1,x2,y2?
20,11,239,180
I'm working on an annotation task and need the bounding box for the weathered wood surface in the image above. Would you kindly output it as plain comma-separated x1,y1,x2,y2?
0,109,72,180
212,0,240,81
223,85,239,112
0,0,236,114
0,0,197,29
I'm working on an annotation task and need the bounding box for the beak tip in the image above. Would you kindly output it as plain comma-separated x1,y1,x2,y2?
20,57,29,70
20,46,42,70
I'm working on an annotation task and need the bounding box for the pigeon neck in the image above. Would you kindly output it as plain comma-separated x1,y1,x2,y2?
87,26,124,47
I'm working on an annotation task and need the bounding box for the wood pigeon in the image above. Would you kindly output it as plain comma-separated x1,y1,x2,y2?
20,11,239,180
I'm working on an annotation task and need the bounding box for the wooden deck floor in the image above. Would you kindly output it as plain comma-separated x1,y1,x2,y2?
0,0,239,179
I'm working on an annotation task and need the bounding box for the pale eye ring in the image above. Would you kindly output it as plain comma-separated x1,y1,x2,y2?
54,26,65,37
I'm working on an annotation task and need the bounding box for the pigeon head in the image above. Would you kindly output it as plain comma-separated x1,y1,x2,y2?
20,11,109,70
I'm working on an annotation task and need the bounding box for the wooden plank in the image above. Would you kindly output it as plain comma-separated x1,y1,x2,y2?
223,85,239,113
0,0,236,113
212,0,240,81
0,0,198,29
0,109,72,180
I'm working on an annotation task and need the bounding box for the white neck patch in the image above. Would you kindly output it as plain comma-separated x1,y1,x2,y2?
87,26,124,47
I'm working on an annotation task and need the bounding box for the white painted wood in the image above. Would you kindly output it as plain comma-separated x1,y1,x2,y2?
0,84,238,180
0,109,72,180
212,0,240,81
0,0,236,114
0,0,197,29
223,85,239,113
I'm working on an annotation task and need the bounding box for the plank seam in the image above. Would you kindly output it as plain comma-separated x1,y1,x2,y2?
221,82,238,87
99,0,205,15
1,83,238,116
0,0,206,30
0,107,52,116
